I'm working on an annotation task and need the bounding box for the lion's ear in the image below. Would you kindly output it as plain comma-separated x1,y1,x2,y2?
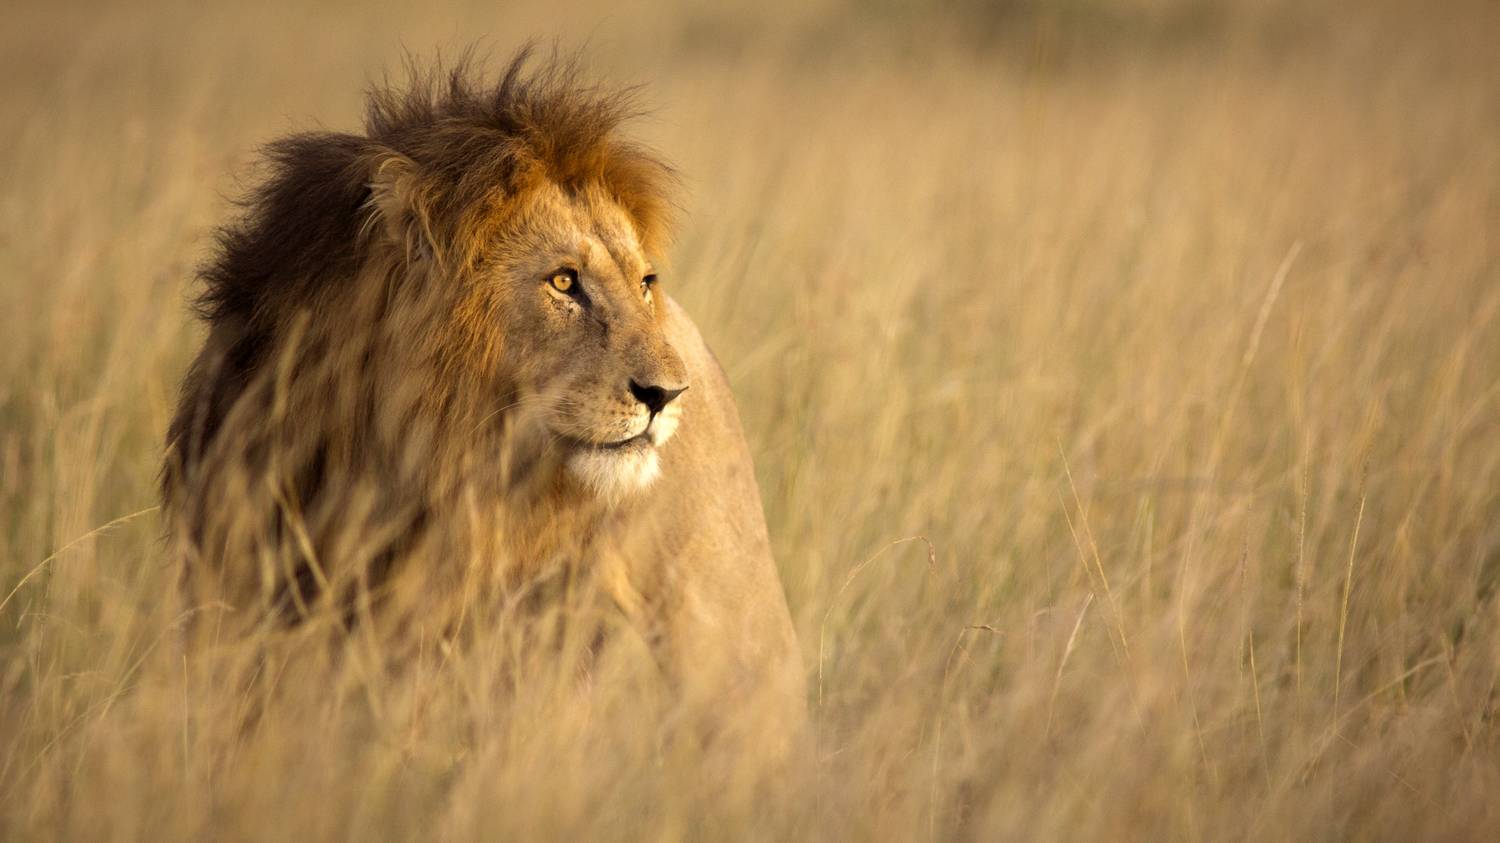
368,153,437,264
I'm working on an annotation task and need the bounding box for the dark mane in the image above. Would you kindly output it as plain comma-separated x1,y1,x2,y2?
196,131,371,325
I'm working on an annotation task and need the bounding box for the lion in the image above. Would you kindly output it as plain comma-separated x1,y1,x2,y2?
161,51,804,733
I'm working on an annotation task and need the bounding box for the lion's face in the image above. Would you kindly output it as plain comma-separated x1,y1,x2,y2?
464,182,688,502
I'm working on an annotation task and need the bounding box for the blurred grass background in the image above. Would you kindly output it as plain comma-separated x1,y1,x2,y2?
3,0,1499,839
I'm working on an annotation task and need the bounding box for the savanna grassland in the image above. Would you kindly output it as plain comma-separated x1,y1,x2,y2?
3,0,1499,839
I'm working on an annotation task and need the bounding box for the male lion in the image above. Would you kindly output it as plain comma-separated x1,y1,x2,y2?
161,52,804,731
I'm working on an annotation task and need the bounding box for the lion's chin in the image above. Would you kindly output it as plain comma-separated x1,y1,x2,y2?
565,440,662,504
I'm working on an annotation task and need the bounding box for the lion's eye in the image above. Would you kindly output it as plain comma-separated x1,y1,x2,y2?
548,268,578,294
641,274,657,295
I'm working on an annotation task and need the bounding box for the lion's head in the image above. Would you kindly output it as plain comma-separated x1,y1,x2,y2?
168,51,692,527
362,62,696,502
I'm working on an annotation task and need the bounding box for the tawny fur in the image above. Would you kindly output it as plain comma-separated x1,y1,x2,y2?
162,49,805,736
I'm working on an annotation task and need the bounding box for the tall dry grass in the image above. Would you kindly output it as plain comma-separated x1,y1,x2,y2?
3,0,1499,839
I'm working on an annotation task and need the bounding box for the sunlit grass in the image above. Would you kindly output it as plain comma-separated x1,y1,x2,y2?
3,0,1498,839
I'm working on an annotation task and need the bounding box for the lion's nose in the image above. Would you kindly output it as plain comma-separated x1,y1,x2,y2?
629,379,688,415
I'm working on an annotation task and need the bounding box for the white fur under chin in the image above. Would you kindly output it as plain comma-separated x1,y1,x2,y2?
566,445,662,504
